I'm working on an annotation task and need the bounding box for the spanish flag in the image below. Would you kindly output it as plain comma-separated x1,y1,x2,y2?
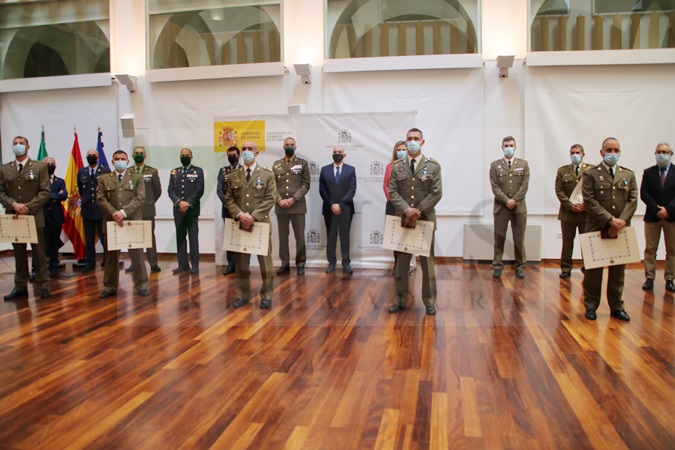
63,131,86,260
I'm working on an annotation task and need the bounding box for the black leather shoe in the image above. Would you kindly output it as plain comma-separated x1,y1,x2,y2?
222,266,235,275
297,267,305,275
388,305,406,314
233,298,249,308
28,272,36,282
325,264,336,274
343,264,353,275
4,289,28,301
585,309,597,320
611,310,630,321
124,265,133,273
426,306,436,315
99,290,116,299
492,269,502,278
559,271,571,279
172,267,189,274
276,265,290,275
642,278,654,291
189,268,200,274
667,280,675,292
81,266,95,273
150,265,162,273
136,289,150,297
40,289,51,299
260,299,271,309
516,269,525,279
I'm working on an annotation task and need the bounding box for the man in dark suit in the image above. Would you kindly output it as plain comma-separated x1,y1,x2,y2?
387,128,443,316
42,157,68,279
167,148,204,274
489,136,530,279
96,150,148,298
216,146,241,275
78,149,110,272
555,144,593,278
273,137,311,276
225,141,277,309
582,137,637,321
640,141,675,292
0,136,51,300
319,146,357,274
125,146,162,274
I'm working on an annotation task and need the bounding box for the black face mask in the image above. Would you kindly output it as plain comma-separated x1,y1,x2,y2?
284,146,295,157
332,154,344,163
86,155,98,165
47,165,56,175
228,154,239,165
133,154,145,163
180,156,191,166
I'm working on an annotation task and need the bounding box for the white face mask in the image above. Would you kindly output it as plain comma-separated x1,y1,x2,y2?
407,141,421,155
13,143,27,156
503,146,515,158
570,154,582,165
656,153,671,167
396,150,407,160
242,150,255,164
114,160,128,172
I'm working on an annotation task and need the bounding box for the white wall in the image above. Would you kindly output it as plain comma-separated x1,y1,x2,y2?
1,0,673,262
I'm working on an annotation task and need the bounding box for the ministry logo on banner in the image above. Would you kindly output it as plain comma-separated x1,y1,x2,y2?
337,129,352,144
306,229,324,250
358,228,386,253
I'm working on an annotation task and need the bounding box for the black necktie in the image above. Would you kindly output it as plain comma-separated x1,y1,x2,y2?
246,168,251,182
335,166,341,183
91,168,95,178
575,166,579,176
508,160,512,169
609,167,614,179
118,174,122,182
18,163,23,173
410,159,416,174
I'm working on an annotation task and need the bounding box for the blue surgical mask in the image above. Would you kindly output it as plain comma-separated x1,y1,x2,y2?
242,150,255,164
13,144,27,156
503,146,515,158
570,154,582,165
603,152,620,166
656,153,671,167
114,160,127,172
396,150,406,160
407,141,421,155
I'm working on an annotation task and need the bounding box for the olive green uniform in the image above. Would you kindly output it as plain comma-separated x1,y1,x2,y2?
130,164,162,267
0,159,50,291
225,165,277,301
582,164,638,312
273,156,310,268
389,155,442,308
555,162,593,274
96,171,148,294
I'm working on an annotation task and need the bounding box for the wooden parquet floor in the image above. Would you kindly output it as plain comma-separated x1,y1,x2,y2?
0,256,673,449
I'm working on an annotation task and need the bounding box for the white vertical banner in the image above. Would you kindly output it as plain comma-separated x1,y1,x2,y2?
213,111,416,269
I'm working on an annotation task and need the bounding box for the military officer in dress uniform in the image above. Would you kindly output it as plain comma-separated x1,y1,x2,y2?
582,137,637,322
490,136,530,279
226,141,277,309
387,128,442,316
97,150,148,298
216,146,241,275
125,146,162,274
555,144,593,278
78,149,110,272
168,148,204,275
273,137,311,276
1,136,51,300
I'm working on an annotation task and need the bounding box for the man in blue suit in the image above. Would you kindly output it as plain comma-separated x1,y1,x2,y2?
77,149,110,272
43,157,68,278
319,146,357,274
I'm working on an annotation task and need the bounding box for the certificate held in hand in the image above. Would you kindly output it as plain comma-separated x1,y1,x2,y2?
0,214,38,243
106,220,152,250
223,218,270,256
382,215,434,257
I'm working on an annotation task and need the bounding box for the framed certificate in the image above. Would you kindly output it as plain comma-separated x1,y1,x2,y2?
223,218,270,256
382,215,434,257
0,214,38,243
579,226,640,270
106,220,152,250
